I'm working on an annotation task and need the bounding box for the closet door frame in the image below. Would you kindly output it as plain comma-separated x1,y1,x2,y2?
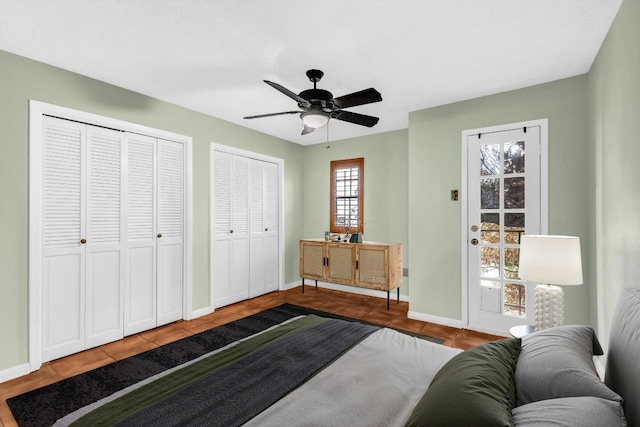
28,100,193,372
209,143,284,310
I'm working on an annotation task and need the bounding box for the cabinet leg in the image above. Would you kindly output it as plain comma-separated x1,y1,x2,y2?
387,291,390,310
315,279,318,290
302,277,305,294
397,287,400,304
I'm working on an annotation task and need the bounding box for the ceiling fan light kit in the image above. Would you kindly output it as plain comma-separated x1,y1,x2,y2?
244,69,382,135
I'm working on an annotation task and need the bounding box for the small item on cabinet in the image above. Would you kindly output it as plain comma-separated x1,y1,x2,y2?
325,231,330,241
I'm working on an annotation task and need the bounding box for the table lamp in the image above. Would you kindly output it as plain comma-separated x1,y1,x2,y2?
518,235,583,331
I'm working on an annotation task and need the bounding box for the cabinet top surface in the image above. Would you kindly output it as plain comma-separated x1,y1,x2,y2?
301,238,401,246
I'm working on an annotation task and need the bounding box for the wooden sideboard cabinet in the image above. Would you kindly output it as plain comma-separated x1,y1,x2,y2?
299,239,403,309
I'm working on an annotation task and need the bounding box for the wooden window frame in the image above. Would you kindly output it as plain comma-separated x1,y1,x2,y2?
330,157,364,234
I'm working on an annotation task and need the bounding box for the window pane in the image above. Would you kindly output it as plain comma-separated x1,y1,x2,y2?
504,177,524,209
504,141,525,174
481,178,500,209
330,158,364,233
481,213,500,244
504,283,526,317
480,144,500,176
504,247,520,280
504,213,524,244
481,246,500,278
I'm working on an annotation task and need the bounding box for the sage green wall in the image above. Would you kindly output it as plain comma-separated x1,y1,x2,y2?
407,76,592,325
0,50,304,372
588,0,640,348
301,130,410,293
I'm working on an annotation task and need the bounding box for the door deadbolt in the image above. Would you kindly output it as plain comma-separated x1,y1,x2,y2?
470,238,479,245
471,225,479,232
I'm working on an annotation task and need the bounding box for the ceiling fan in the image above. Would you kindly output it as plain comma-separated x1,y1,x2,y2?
244,69,382,135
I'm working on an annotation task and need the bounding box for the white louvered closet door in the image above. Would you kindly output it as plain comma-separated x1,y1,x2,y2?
84,125,125,349
211,151,250,308
124,133,157,335
262,161,280,294
156,138,184,326
248,160,280,297
42,117,87,362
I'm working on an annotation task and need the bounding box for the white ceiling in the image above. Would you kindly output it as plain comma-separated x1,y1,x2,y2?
0,0,622,146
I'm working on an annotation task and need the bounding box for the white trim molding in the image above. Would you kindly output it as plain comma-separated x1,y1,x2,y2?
28,100,193,372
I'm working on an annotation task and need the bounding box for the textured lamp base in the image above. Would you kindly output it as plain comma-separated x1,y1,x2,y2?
535,284,564,331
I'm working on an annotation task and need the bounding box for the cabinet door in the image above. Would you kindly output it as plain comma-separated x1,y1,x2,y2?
42,117,86,362
124,133,157,336
85,126,125,348
356,246,389,290
326,244,356,285
300,241,326,280
156,138,184,326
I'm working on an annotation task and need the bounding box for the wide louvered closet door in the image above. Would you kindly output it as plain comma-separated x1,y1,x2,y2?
42,117,87,362
211,146,280,308
124,133,157,335
211,151,250,308
39,115,186,363
156,138,184,325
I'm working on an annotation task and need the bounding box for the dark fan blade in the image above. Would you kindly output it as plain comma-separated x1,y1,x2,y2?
333,88,382,109
335,110,379,127
301,124,315,135
264,80,311,108
244,111,301,119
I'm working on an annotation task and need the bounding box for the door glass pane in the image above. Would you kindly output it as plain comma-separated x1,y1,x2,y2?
504,213,524,244
481,178,500,209
504,141,525,174
481,213,500,244
504,247,520,280
481,246,500,278
504,283,526,317
480,144,500,176
504,177,524,209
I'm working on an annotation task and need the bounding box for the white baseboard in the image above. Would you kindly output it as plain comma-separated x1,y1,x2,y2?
190,305,213,320
407,310,462,329
0,362,31,384
285,279,408,302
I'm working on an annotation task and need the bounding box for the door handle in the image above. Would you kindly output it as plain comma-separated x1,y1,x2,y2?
230,230,234,234
80,238,87,244
470,238,479,245
157,233,162,238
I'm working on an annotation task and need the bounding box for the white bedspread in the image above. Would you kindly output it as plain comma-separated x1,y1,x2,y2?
244,327,462,427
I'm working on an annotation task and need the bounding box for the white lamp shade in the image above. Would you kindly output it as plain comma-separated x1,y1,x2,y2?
519,235,583,285
301,112,329,128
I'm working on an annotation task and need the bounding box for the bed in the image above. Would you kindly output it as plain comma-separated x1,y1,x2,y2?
31,288,640,426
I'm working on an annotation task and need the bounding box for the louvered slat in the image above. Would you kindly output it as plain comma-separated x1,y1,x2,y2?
158,140,183,238
43,123,83,249
232,156,249,234
88,130,122,244
264,162,278,231
128,136,155,240
250,161,263,232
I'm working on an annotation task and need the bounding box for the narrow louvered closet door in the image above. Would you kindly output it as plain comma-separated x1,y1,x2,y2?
156,138,184,325
124,133,157,335
211,150,250,308
248,159,280,297
41,117,87,362
262,161,279,293
249,160,265,297
84,126,125,348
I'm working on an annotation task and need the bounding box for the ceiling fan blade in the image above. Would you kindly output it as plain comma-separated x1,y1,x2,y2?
264,80,311,108
333,88,382,109
243,111,301,119
301,124,315,135
335,110,379,127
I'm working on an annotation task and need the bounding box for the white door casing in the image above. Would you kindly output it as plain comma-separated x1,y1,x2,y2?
29,100,193,371
210,144,283,309
462,119,548,336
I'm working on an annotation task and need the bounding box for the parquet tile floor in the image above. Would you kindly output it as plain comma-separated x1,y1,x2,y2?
0,286,502,426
